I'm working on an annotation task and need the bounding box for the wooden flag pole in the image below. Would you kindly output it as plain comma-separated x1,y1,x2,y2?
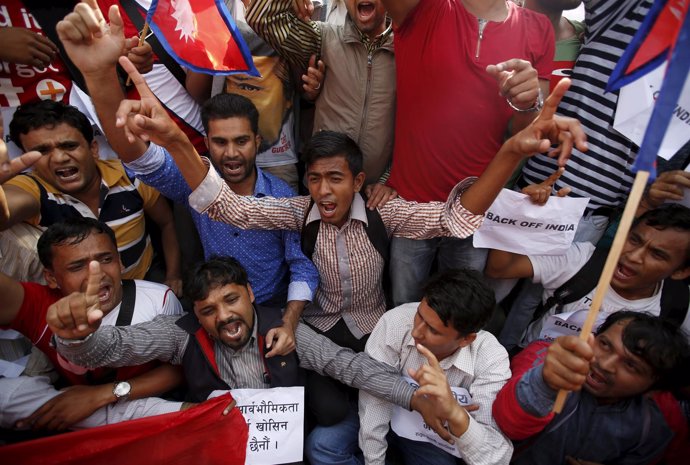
552,169,650,413
125,22,150,86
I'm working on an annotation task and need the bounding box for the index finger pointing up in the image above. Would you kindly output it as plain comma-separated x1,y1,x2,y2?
118,56,155,99
416,343,442,370
539,78,571,121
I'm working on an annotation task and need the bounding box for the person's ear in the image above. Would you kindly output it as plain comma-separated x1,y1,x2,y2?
670,265,690,281
353,172,366,192
90,139,99,160
44,269,59,289
204,136,209,149
458,332,477,348
247,284,255,303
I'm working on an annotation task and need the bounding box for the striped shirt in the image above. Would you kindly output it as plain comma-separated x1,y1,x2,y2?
188,159,483,336
6,159,159,279
359,304,513,465
56,315,416,408
521,0,651,209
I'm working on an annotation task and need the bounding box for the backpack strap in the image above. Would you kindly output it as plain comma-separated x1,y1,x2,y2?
115,280,137,326
659,278,690,327
300,198,319,261
533,245,609,324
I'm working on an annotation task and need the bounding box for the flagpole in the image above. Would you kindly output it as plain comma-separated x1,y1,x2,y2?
552,169,649,413
125,22,150,86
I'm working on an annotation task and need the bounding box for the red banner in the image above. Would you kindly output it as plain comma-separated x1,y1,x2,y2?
1,394,248,465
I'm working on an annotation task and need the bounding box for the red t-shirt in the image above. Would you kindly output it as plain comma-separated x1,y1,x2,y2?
387,0,554,202
0,0,73,108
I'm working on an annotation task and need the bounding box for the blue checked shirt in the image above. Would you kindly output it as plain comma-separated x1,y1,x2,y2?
125,144,317,305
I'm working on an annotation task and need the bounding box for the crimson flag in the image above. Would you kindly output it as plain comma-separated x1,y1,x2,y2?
147,0,258,75
1,393,248,465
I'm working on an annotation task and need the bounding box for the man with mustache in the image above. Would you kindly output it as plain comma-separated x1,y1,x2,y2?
492,311,690,464
47,256,429,439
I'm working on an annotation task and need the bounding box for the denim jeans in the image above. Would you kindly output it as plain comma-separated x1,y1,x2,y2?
389,236,488,306
305,403,363,465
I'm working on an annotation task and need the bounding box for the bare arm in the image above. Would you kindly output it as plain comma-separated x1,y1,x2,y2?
484,249,534,279
185,70,213,104
56,1,148,163
0,185,41,230
144,196,183,296
17,363,184,431
0,271,26,325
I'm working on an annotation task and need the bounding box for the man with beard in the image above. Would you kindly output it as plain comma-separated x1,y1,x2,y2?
48,257,426,447
0,217,184,431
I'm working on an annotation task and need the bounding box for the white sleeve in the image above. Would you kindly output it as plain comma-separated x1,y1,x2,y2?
529,242,596,290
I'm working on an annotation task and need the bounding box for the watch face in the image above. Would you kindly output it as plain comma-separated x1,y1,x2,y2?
114,382,131,397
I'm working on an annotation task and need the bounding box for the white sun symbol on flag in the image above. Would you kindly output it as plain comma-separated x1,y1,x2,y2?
171,0,196,42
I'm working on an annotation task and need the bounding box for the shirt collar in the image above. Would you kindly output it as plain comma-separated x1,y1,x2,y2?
404,332,478,377
96,159,126,188
305,193,369,227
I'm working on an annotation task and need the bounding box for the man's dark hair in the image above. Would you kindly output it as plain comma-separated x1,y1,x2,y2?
185,256,250,302
9,100,94,150
422,269,496,336
596,311,690,390
634,204,690,266
302,131,364,177
37,218,117,269
200,93,259,135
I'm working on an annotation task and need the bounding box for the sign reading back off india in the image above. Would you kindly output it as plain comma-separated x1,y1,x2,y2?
473,189,590,256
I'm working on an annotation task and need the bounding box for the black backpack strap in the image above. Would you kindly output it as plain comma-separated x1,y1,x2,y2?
531,245,609,323
115,280,137,326
360,192,390,263
659,278,690,327
299,194,390,263
118,0,187,87
300,198,319,261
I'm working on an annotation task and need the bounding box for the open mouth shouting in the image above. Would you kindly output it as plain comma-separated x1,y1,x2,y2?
221,159,245,179
357,1,376,20
217,317,250,348
585,365,610,393
54,166,80,184
612,262,636,284
318,200,338,220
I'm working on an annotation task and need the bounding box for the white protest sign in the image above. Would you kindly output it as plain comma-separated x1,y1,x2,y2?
473,189,589,255
539,308,602,341
614,62,690,160
232,386,304,465
391,377,471,458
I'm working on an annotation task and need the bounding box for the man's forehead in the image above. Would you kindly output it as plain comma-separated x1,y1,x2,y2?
307,155,352,175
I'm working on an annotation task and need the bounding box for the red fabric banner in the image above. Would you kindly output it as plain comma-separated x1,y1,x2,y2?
1,394,248,465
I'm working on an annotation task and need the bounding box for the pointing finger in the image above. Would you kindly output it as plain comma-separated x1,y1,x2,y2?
539,78,570,121
118,56,156,100
416,343,442,371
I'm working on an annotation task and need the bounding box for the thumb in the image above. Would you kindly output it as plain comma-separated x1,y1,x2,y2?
265,328,276,349
108,4,124,37
308,54,316,68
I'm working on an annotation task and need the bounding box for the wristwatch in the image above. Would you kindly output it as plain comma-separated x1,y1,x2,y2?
113,381,132,401
507,87,544,113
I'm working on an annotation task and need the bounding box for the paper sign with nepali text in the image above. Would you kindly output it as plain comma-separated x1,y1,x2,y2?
217,386,305,465
391,377,471,458
472,189,589,256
